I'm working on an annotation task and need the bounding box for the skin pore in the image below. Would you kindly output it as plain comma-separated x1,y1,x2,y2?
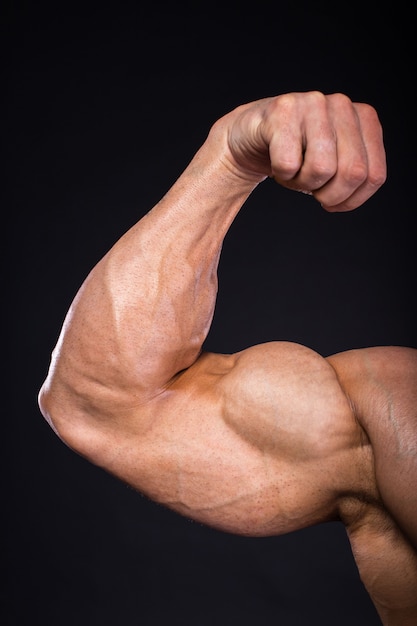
38,91,417,625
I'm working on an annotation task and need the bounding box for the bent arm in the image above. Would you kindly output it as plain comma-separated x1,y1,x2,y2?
38,91,385,438
40,136,256,419
38,104,266,435
39,92,415,625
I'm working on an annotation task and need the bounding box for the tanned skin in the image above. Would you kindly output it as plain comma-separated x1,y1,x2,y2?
38,91,417,625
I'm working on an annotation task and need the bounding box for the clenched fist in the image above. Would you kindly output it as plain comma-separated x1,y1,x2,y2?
213,91,386,211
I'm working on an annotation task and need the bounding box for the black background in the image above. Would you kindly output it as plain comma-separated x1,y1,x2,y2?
5,2,416,625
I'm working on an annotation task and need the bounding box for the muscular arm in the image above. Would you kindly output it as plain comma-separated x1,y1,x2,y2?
38,92,385,429
37,92,417,625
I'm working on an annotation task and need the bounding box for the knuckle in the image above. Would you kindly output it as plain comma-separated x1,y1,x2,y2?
267,92,298,117
355,101,379,121
268,90,327,116
368,167,387,190
328,92,354,109
311,159,337,182
272,157,302,180
309,153,337,187
307,90,328,104
345,160,368,186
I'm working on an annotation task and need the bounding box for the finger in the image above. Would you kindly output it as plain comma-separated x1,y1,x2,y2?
266,92,337,185
262,93,311,182
314,98,386,212
291,93,368,209
333,102,386,209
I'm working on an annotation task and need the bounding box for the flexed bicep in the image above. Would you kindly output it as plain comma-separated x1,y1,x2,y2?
39,90,387,461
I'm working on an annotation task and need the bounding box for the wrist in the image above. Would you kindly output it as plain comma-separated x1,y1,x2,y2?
205,115,269,188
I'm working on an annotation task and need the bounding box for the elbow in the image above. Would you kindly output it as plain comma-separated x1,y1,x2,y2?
37,378,89,459
38,369,74,444
37,372,114,467
38,379,62,438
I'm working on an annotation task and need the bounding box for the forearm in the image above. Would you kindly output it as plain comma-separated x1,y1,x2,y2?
43,125,258,412
97,147,255,384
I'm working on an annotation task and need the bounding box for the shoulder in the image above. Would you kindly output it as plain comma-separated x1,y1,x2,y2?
327,345,417,389
326,345,417,440
328,345,417,546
